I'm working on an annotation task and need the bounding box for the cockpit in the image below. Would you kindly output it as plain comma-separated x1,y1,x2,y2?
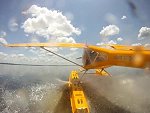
82,49,108,66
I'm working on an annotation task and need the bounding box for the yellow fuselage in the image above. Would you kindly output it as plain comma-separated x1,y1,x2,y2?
83,45,150,70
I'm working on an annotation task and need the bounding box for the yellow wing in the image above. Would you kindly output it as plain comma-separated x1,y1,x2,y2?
103,44,149,51
4,43,149,50
4,43,86,48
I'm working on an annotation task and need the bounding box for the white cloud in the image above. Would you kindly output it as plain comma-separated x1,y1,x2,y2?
0,52,8,57
0,5,82,67
0,48,81,74
22,5,81,38
8,18,19,32
0,31,7,37
96,40,117,45
22,5,81,53
121,16,127,20
108,40,117,44
117,37,123,41
0,52,23,63
96,42,105,46
144,44,150,50
138,27,150,39
0,38,8,45
18,54,25,57
26,37,76,57
29,48,38,54
30,36,40,43
132,43,142,46
48,37,76,51
144,43,150,47
48,37,76,43
0,51,47,64
100,25,120,37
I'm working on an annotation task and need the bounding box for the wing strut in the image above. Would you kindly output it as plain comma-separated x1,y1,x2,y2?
41,47,84,68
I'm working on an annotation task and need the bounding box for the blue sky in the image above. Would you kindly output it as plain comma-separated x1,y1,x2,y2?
0,0,149,41
0,0,150,62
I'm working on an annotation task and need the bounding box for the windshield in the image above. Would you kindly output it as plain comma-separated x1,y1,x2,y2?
83,49,108,66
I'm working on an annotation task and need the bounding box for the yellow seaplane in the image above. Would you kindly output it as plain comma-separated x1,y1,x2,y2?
2,42,150,113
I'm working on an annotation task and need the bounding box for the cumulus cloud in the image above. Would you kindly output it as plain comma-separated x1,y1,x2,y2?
22,5,81,38
48,37,75,43
121,16,127,20
100,25,120,37
8,18,19,32
117,37,123,41
48,37,77,51
0,38,8,45
0,5,81,67
138,27,150,40
21,5,81,53
26,37,76,59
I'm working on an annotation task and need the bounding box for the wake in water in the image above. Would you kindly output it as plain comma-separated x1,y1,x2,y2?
0,75,72,113
1,67,150,113
56,78,69,84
